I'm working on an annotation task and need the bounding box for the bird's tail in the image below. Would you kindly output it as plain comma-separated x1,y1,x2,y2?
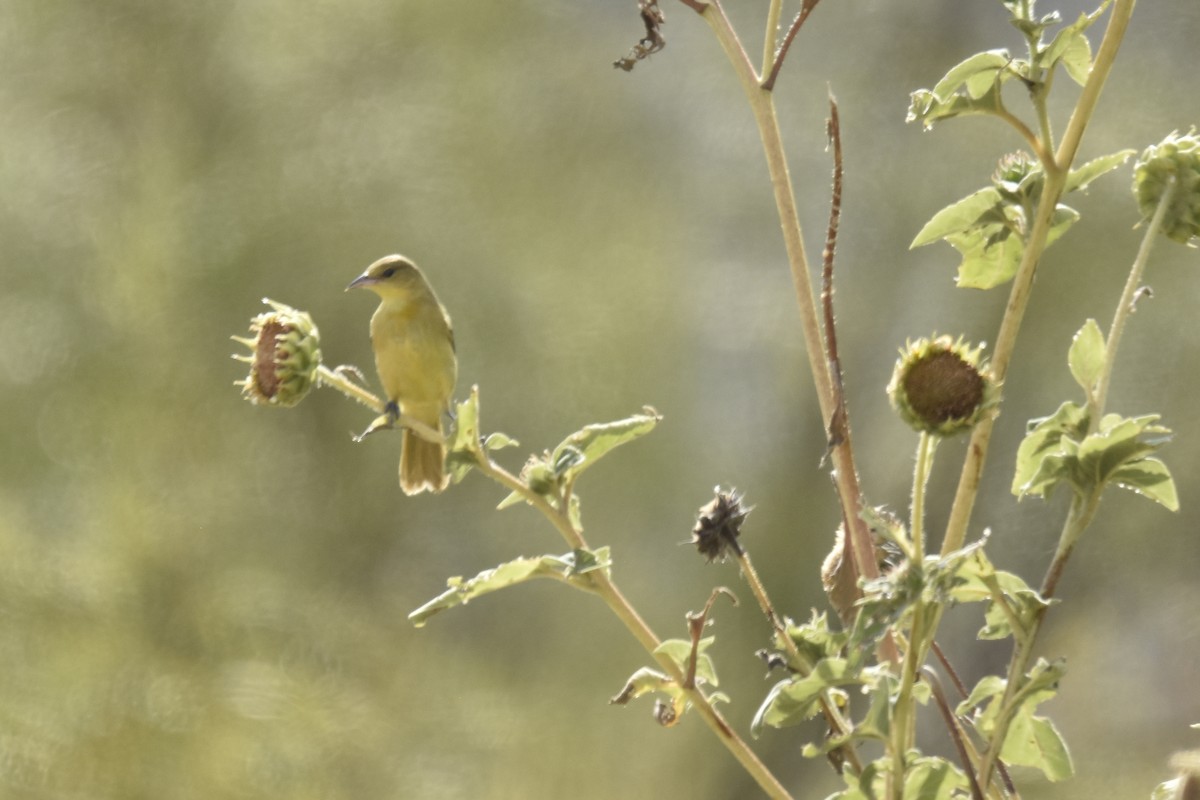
400,418,448,495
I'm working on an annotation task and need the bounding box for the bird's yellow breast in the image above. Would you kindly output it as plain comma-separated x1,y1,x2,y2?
369,294,456,418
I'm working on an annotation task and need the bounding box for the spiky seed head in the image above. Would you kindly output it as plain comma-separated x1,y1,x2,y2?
232,299,322,408
691,487,751,562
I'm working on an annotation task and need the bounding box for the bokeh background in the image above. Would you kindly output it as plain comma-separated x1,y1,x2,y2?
3,1,1198,798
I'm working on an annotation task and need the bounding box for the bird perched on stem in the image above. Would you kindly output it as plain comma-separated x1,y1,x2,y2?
347,254,457,494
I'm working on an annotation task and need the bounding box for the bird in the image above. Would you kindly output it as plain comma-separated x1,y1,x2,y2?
347,254,457,494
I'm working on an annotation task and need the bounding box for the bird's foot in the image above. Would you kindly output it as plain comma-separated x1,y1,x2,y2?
353,402,401,442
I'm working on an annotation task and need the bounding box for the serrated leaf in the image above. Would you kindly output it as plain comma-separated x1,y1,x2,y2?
1110,457,1179,511
408,547,611,627
1064,150,1136,194
1068,319,1106,396
549,407,661,484
911,188,1004,248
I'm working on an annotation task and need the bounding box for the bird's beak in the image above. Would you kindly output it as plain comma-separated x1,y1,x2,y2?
346,273,376,292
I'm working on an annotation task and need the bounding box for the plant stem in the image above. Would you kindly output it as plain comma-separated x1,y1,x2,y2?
939,0,1135,557
470,450,795,799
317,364,385,412
1091,175,1176,421
762,0,783,80
975,489,1099,793
911,433,937,561
696,0,885,608
734,547,863,773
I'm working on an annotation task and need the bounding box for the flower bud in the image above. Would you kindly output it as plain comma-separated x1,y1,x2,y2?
1133,128,1200,244
888,335,996,437
232,299,322,408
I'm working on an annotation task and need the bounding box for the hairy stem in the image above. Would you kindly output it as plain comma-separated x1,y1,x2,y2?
1092,175,1176,421
735,547,863,773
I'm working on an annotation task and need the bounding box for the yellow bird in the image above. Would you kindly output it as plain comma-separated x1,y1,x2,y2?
348,254,457,494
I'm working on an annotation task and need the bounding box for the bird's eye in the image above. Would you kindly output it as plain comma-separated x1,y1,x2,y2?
381,267,396,278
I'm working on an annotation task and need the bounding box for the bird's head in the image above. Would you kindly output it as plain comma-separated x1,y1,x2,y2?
346,254,427,299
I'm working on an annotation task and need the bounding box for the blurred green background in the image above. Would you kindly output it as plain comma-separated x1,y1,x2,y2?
2,1,1198,798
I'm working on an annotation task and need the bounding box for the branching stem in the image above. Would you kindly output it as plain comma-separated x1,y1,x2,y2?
940,0,1135,558
469,448,795,799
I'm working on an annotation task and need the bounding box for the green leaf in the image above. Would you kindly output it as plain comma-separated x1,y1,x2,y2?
446,386,484,482
957,675,1006,723
609,666,675,705
483,432,519,451
1002,713,1075,781
903,756,970,800
1064,150,1136,194
783,610,848,669
1068,319,1106,397
1040,1,1113,85
549,407,661,484
1077,413,1172,487
1110,457,1179,511
934,50,1012,100
751,657,858,735
910,188,1003,248
408,547,611,627
907,50,1023,130
1013,401,1087,497
1046,203,1082,246
654,636,720,687
950,224,1025,289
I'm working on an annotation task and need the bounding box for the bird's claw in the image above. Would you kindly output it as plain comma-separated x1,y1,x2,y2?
353,403,400,442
